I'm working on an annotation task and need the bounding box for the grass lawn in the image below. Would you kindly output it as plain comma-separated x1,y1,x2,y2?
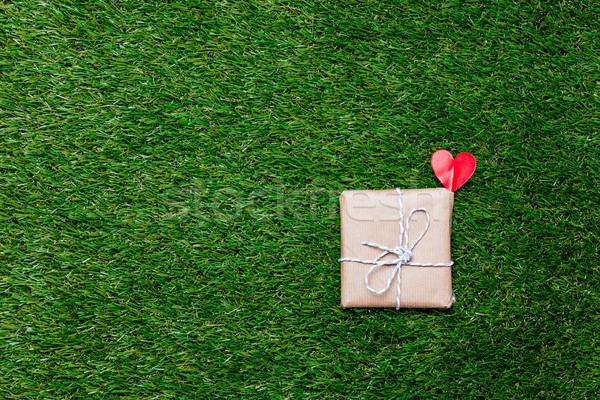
1,0,599,398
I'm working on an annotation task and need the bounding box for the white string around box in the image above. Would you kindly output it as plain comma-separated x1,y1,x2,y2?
339,188,453,310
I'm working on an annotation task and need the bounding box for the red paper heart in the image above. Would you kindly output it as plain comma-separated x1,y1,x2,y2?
431,150,476,192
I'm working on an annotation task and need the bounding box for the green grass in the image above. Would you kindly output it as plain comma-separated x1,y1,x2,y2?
1,0,599,398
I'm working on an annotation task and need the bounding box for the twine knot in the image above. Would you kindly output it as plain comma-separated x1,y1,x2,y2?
391,247,412,264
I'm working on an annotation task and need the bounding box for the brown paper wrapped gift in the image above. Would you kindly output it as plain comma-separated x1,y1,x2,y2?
340,188,454,309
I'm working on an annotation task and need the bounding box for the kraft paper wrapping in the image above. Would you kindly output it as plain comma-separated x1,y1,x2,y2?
340,188,454,309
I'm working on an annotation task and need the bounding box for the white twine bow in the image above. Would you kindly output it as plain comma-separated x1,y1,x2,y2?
340,188,453,309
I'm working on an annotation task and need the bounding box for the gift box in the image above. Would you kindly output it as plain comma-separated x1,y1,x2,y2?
339,188,454,309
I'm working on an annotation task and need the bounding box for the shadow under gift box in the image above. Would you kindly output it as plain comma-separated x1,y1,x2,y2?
340,188,454,309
